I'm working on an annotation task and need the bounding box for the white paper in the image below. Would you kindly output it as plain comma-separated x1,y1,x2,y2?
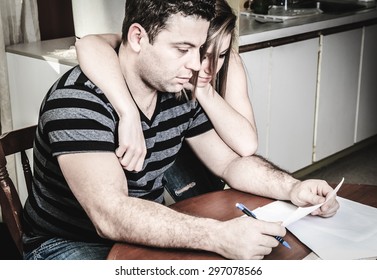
288,197,377,259
252,179,377,259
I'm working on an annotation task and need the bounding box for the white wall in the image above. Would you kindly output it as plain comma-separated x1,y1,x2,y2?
71,0,126,38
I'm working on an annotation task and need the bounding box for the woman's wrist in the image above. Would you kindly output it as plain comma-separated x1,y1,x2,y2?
195,84,215,103
113,99,139,120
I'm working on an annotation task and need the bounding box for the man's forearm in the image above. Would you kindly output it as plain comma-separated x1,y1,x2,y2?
60,152,221,255
222,154,300,201
101,195,221,252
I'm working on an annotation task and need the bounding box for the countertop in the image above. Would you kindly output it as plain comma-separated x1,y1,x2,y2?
5,3,377,65
6,36,77,66
239,4,377,46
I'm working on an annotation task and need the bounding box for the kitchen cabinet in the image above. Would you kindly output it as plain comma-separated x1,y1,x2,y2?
241,38,319,172
241,24,376,171
7,53,73,130
355,24,377,142
269,38,319,172
314,28,363,162
240,47,271,158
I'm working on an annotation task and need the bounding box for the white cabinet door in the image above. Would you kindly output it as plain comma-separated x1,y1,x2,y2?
240,47,271,158
6,53,73,204
7,53,73,130
241,38,319,172
314,29,362,162
355,24,377,142
269,38,319,172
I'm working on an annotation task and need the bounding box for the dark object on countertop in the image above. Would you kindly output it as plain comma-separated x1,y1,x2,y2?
291,0,368,14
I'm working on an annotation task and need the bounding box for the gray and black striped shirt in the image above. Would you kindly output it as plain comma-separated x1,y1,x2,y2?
23,66,213,248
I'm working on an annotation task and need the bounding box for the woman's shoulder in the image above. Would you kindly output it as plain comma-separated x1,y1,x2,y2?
228,49,246,76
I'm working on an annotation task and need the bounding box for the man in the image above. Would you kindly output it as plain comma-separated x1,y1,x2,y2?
23,0,338,260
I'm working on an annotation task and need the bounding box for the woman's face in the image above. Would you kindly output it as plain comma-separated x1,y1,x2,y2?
196,33,232,88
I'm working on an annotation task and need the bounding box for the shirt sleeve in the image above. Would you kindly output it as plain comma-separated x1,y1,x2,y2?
185,102,213,138
40,87,118,157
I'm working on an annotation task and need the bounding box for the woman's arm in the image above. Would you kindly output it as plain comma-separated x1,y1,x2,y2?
195,50,258,156
75,34,146,171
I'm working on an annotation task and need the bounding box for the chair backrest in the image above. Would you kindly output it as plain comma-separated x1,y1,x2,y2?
0,125,37,255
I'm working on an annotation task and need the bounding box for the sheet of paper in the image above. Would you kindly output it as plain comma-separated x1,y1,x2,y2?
252,180,377,259
287,197,377,259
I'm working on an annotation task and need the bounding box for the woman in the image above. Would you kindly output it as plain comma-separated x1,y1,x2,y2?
75,0,257,202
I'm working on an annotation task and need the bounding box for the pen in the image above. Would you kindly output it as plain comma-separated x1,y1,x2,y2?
235,202,291,249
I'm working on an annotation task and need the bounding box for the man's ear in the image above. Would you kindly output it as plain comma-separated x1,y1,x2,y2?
127,23,147,52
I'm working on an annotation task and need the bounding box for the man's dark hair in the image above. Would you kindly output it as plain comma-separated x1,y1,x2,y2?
122,0,216,44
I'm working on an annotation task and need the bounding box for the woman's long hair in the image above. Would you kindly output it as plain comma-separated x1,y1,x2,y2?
180,0,237,100
203,0,237,98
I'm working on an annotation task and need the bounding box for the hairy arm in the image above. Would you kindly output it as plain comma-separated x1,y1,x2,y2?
57,152,285,259
75,34,146,171
187,130,339,216
186,129,295,199
195,50,258,156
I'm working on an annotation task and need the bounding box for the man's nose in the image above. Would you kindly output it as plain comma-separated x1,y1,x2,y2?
185,50,201,72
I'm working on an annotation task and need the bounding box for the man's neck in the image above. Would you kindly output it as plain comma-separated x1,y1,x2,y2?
119,44,158,119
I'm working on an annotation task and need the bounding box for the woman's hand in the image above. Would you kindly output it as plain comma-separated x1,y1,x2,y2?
116,112,147,172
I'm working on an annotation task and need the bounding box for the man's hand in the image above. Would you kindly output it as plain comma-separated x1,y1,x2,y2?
289,179,340,218
212,217,286,259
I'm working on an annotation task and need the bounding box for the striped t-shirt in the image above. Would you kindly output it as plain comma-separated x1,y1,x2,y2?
23,66,213,247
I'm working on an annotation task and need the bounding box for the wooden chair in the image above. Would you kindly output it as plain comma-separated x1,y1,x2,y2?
0,125,37,255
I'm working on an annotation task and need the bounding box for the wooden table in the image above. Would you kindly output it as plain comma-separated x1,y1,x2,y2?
107,183,377,260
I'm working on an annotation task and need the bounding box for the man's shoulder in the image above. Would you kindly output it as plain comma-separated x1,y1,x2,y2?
41,66,114,118
53,65,92,89
46,66,106,100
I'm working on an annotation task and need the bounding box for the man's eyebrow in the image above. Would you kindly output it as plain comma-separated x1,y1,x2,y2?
173,42,198,48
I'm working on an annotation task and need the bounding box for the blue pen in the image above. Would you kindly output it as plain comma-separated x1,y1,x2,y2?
236,202,291,249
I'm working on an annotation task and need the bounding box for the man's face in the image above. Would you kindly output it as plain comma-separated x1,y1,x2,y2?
138,14,210,93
